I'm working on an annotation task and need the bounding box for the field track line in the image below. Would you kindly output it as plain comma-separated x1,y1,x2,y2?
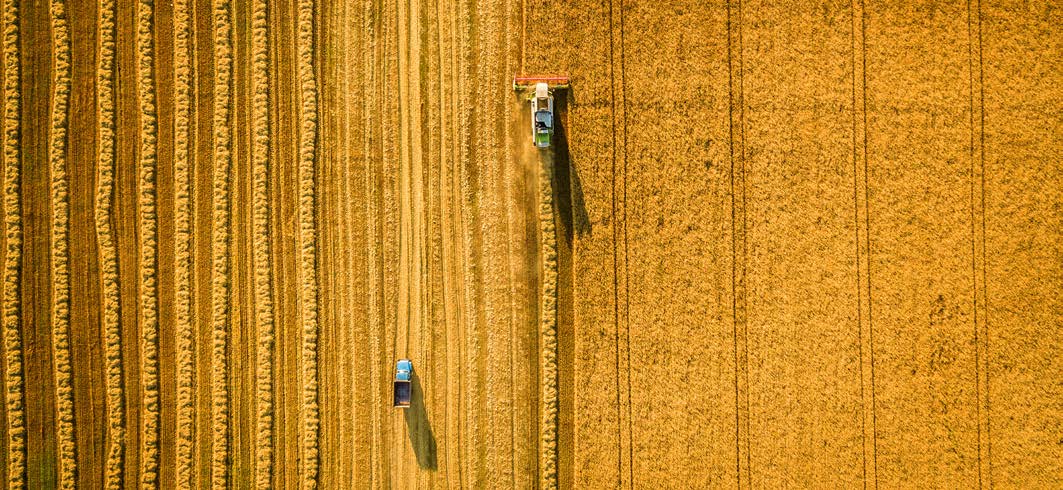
538,158,559,490
210,0,234,483
455,0,483,484
849,0,877,487
295,0,320,482
1,0,23,484
47,0,77,485
249,0,275,483
440,0,464,482
171,0,195,482
363,0,384,484
501,3,520,485
334,0,354,483
607,0,632,484
95,0,126,483
135,0,162,483
725,0,750,486
431,0,459,482
618,2,633,485
964,0,989,485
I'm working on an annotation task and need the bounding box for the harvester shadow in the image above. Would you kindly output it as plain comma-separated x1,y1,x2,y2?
551,95,591,240
550,91,577,487
404,370,437,470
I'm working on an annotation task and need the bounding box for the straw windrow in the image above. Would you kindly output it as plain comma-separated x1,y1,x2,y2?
295,0,320,484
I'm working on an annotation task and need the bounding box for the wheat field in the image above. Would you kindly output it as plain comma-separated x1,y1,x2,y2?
0,0,1060,488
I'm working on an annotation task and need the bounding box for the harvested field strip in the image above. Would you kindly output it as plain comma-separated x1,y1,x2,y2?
47,0,76,486
171,0,195,483
209,0,233,484
1,0,22,484
249,0,274,484
135,0,161,483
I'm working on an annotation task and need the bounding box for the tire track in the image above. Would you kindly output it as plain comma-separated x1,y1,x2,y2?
136,0,161,484
441,0,464,483
364,0,386,485
47,0,76,485
210,0,234,484
171,0,195,482
849,0,876,486
250,0,275,484
295,0,320,484
0,0,23,485
95,0,126,484
965,1,989,485
725,0,750,486
455,0,484,484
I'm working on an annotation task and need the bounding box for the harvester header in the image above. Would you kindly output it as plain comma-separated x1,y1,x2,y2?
513,74,570,91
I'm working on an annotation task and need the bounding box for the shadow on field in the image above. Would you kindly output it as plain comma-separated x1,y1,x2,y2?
551,92,577,488
552,96,592,239
404,370,437,470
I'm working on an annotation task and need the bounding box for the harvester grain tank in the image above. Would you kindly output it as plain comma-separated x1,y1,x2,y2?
513,75,569,148
393,359,412,408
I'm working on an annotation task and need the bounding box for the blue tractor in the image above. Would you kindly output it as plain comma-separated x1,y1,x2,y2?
394,359,412,408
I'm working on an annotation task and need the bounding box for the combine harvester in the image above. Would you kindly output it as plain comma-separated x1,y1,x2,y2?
514,75,569,148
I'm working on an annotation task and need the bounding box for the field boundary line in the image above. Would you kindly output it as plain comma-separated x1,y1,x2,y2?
95,0,126,483
850,0,877,487
171,0,195,482
249,0,275,484
295,0,321,482
210,0,234,484
1,0,24,484
966,0,989,486
48,0,77,485
135,0,161,483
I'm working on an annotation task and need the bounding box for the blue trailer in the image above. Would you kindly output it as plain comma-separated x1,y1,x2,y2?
394,359,412,408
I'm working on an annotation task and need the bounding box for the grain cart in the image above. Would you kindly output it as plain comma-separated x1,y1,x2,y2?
394,359,412,408
513,75,569,148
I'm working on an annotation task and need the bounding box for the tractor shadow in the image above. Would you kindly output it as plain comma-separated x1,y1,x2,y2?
551,95,591,240
403,369,437,470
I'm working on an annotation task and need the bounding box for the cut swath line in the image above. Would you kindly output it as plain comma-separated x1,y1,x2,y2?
95,0,126,484
1,0,24,485
171,0,195,483
538,158,559,490
210,0,234,485
249,0,274,484
295,0,320,484
135,0,161,483
48,0,77,486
